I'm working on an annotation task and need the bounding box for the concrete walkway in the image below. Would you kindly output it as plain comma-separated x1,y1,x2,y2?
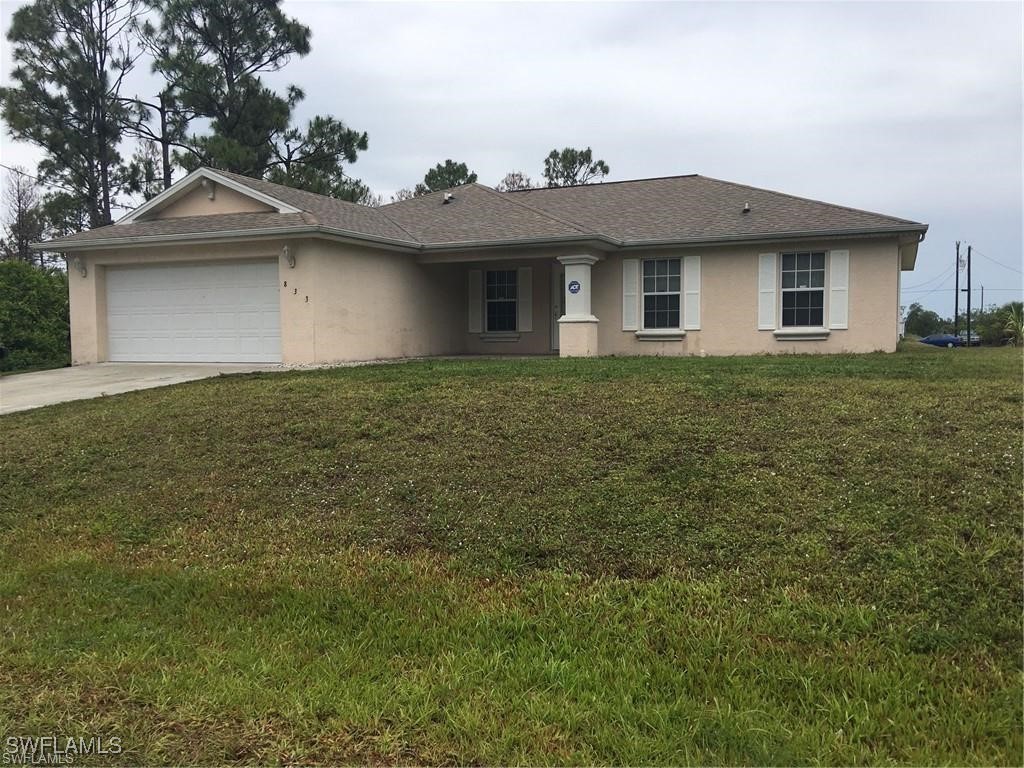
0,363,279,415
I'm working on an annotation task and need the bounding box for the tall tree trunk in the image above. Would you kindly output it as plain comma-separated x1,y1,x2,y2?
159,93,172,189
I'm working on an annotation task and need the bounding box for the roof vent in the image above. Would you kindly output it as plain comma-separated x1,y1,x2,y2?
742,202,751,214
443,192,454,204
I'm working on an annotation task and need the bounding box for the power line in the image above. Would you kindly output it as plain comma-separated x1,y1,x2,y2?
0,163,133,210
903,265,956,290
0,163,77,195
903,282,955,301
902,287,1022,294
971,248,1023,275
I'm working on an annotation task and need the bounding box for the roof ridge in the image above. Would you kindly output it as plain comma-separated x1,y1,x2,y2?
209,168,372,218
470,183,595,236
370,201,422,244
696,175,923,226
508,173,699,193
377,182,477,209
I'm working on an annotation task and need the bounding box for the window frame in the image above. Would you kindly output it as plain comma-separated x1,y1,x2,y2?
484,268,518,333
779,251,827,328
640,257,683,331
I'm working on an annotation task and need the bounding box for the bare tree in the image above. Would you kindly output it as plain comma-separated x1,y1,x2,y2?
1,168,47,267
389,188,415,203
496,171,535,192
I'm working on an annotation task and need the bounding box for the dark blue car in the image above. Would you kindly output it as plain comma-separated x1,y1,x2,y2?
919,334,963,348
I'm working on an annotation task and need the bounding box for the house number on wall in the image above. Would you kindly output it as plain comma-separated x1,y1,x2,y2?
568,280,581,294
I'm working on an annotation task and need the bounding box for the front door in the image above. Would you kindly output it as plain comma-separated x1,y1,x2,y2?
551,265,564,351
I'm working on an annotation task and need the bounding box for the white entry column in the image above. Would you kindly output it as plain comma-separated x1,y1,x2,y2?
557,253,601,357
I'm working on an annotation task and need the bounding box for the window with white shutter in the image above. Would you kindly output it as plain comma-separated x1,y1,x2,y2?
780,251,826,327
828,250,849,329
622,258,639,331
683,255,700,330
757,253,777,330
468,269,482,333
485,269,518,332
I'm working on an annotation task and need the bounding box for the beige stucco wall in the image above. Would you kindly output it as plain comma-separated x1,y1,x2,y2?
592,237,902,356
439,237,901,358
460,259,557,356
294,241,462,363
66,234,903,367
151,183,275,219
67,238,465,366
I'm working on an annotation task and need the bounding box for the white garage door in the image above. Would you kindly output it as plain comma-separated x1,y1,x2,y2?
106,260,281,363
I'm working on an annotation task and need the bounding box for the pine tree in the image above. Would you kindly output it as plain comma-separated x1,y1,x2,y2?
542,147,609,187
0,0,141,227
414,160,478,196
151,0,370,196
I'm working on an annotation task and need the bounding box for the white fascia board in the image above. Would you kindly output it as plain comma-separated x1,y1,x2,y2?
115,168,303,225
36,225,422,253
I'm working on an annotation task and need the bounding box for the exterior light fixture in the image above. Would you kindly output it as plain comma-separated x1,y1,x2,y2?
282,244,295,268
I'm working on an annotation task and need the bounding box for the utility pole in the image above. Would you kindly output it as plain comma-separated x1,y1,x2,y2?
980,285,984,313
954,241,960,336
966,245,972,346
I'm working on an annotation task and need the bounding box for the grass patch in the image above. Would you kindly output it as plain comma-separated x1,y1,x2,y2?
1,346,1021,764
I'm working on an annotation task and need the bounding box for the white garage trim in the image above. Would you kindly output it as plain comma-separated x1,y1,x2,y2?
106,260,281,363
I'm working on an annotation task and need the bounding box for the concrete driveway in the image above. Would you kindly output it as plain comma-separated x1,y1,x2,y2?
1,363,279,415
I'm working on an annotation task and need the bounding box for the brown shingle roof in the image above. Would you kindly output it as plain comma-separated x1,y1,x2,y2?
508,175,924,243
377,183,590,245
209,169,415,242
42,168,926,251
47,211,314,245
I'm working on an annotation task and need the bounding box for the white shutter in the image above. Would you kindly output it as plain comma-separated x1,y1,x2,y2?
517,266,532,332
622,258,639,331
468,269,482,333
828,249,849,329
758,253,777,330
683,255,701,330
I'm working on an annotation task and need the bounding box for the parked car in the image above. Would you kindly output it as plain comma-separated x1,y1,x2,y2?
957,330,981,346
919,334,963,348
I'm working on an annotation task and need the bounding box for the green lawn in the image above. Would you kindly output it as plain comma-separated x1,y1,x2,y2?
1,346,1021,765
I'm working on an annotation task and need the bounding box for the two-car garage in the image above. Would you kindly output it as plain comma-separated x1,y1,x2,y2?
105,260,282,363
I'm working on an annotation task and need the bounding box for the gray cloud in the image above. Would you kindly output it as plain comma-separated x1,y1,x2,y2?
2,0,1020,314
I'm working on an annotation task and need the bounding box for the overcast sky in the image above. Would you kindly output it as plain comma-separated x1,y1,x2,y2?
1,0,1021,316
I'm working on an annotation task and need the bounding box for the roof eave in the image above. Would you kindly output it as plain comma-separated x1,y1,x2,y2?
617,224,929,251
34,222,928,255
33,224,422,253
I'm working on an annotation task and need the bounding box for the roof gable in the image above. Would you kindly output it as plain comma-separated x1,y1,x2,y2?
150,182,276,219
117,168,303,225
209,169,415,242
42,168,927,253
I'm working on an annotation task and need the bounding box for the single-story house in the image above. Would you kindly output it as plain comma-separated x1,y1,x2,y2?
40,168,928,365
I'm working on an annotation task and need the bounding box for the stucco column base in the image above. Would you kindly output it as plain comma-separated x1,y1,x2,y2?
558,318,599,357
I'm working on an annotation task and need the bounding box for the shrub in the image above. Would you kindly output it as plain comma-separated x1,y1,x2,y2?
904,302,949,337
1004,302,1024,346
0,260,69,372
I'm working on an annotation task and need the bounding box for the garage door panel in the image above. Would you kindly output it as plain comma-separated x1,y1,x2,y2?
106,261,281,363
